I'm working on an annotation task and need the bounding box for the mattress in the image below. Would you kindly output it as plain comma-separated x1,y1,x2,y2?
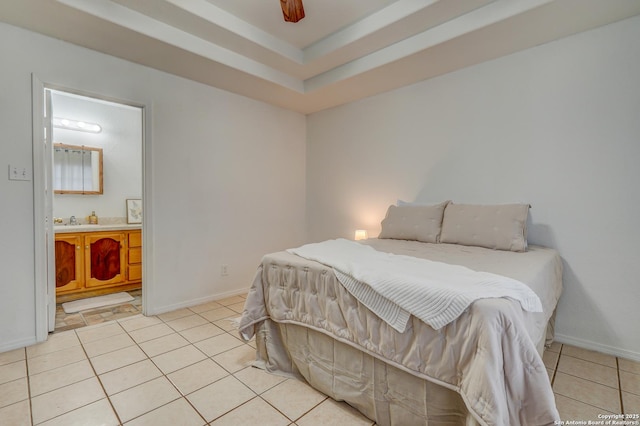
239,239,563,425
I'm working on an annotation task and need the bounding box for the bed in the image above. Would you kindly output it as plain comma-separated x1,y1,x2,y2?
239,202,563,425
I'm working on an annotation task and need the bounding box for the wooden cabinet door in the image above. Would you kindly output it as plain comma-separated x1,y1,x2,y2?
55,234,83,293
85,232,126,288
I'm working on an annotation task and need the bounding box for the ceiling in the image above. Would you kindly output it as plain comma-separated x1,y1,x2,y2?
1,0,640,114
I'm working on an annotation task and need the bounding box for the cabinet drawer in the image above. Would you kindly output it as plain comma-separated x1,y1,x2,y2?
128,264,142,281
128,232,142,248
129,247,142,264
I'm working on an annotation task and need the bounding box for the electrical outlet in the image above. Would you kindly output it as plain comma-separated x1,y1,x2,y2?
221,264,229,276
8,165,30,181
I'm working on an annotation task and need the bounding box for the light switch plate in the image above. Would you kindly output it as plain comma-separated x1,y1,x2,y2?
8,165,31,181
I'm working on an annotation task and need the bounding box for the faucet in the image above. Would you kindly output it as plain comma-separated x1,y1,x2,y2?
69,215,77,225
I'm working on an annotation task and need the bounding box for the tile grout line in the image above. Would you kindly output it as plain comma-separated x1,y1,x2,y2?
146,302,278,424
133,329,209,425
550,343,562,387
617,357,625,415
14,293,372,425
23,347,34,426
76,325,125,426
104,306,246,424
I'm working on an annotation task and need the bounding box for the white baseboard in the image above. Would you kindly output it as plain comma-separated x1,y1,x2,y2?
147,288,248,316
555,333,640,362
0,336,38,354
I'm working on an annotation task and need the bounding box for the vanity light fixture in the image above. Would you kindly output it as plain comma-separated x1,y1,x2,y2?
52,117,102,133
354,230,368,241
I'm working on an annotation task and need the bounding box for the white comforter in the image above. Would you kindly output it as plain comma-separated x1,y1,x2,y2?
239,239,562,425
288,238,542,332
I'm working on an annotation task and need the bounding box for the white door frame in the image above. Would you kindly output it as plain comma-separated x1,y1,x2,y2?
32,75,152,340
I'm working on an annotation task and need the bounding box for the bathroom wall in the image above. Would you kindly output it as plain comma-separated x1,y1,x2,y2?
51,91,142,222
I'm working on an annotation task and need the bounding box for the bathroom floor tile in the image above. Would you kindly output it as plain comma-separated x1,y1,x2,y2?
296,398,374,426
166,359,228,396
179,323,225,343
109,377,180,423
54,291,142,334
186,375,255,422
151,345,207,374
194,333,244,357
261,378,327,421
29,359,94,397
82,303,139,325
37,398,119,426
99,359,162,396
139,333,190,358
0,399,31,426
124,397,206,426
210,397,289,426
30,377,105,424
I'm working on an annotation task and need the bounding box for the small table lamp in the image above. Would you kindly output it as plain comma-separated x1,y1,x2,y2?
354,230,368,241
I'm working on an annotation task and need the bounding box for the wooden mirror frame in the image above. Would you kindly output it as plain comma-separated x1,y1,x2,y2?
53,143,104,195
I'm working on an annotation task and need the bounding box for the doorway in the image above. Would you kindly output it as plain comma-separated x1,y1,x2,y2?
46,89,144,332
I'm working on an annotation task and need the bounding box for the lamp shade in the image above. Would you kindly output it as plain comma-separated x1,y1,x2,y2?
354,230,368,241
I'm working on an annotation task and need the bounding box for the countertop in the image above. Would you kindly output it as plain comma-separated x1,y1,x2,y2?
54,223,142,233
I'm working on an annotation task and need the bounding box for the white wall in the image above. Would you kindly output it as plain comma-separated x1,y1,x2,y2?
306,16,640,360
0,23,306,351
52,91,142,221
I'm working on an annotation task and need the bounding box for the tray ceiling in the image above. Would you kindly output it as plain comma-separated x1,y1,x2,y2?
1,0,639,113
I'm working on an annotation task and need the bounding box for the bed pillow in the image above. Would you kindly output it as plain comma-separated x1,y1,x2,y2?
378,201,450,243
440,203,530,252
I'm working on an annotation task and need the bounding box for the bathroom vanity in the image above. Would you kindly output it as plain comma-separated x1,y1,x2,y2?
54,225,142,296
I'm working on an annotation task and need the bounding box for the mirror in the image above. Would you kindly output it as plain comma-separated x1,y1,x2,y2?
53,143,103,195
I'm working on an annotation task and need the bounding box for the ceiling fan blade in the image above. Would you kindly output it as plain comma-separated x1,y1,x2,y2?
280,0,305,23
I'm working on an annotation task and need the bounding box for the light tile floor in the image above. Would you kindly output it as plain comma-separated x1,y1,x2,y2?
0,294,373,426
1,294,639,425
